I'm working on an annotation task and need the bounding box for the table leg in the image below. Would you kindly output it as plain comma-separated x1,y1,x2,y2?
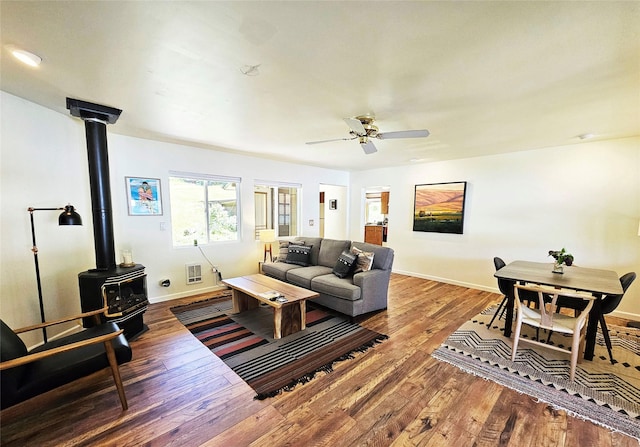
231,289,258,313
583,297,601,361
300,300,306,330
273,307,283,339
273,302,304,339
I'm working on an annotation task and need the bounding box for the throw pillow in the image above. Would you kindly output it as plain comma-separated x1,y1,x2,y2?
276,240,304,262
332,250,358,278
351,246,375,273
286,244,312,266
276,241,290,262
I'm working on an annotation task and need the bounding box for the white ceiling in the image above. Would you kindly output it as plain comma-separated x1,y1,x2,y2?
1,1,639,171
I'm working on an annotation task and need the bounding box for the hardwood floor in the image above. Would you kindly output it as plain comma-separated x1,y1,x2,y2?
1,274,637,446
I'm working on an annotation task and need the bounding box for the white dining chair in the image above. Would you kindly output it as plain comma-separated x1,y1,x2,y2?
511,283,595,381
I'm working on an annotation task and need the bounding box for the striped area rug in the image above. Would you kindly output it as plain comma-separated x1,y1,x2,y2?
171,291,388,399
432,305,640,440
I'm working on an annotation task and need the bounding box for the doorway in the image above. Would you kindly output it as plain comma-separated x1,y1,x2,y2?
364,186,390,245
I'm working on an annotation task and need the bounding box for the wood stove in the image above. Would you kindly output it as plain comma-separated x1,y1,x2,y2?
78,265,148,339
67,98,148,339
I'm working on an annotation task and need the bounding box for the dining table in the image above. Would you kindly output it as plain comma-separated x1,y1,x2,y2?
494,260,623,361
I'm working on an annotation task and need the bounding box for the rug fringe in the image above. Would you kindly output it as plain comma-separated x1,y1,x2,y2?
169,290,232,311
254,334,389,400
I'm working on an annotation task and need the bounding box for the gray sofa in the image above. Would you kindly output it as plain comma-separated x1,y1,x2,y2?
261,237,394,317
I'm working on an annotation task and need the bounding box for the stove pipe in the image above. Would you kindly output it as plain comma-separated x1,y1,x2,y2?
66,98,122,271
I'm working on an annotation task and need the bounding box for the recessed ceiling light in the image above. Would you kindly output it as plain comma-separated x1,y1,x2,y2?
409,158,425,163
7,46,42,67
578,133,595,140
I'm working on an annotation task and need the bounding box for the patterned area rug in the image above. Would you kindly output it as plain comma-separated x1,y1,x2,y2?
171,291,388,399
432,305,640,440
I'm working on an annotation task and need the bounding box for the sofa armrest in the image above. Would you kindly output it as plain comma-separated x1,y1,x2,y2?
353,268,391,313
354,268,390,294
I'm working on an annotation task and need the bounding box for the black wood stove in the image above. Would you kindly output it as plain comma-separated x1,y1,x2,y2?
67,98,149,339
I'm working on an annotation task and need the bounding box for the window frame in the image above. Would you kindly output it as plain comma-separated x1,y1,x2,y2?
169,171,242,247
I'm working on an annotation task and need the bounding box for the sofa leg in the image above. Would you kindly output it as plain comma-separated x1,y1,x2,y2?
104,340,128,410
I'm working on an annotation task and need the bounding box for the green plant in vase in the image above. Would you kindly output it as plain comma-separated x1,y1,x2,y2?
548,248,574,274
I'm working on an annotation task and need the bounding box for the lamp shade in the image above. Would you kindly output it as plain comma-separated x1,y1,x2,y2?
259,229,276,243
58,204,82,226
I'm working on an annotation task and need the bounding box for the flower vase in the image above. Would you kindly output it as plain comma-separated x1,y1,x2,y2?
552,262,564,274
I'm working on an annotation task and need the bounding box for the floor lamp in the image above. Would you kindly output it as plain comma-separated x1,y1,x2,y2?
259,229,276,262
28,205,82,343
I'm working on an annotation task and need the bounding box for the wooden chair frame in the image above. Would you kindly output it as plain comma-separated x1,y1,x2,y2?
0,307,128,410
512,284,595,381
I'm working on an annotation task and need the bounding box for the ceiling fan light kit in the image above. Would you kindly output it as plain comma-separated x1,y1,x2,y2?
306,115,430,155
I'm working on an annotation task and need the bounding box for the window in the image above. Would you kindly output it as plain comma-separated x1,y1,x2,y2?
169,173,240,246
366,193,384,224
254,182,300,239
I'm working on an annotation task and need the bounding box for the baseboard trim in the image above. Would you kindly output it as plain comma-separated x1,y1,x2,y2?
610,309,640,322
392,269,640,322
393,269,499,294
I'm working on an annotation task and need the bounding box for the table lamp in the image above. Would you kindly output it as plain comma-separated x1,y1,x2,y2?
259,229,276,262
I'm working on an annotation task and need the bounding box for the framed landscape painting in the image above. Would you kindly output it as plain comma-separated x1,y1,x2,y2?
126,177,163,215
413,181,467,234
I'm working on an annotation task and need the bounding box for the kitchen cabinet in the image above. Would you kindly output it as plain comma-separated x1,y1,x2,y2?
381,192,389,214
365,225,384,245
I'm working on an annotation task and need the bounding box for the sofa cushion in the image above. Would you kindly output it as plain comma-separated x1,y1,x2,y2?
350,245,375,273
311,274,362,301
332,251,357,278
261,262,303,281
318,239,351,268
286,244,312,266
287,266,333,289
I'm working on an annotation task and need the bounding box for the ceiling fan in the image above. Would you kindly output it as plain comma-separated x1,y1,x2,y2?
306,115,430,154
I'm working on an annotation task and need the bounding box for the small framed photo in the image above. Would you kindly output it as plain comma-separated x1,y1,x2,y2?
329,199,337,210
126,177,163,215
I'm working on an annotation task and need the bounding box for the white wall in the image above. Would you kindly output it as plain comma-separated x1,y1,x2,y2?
0,92,349,345
1,94,98,347
350,137,640,320
107,133,349,301
319,184,348,240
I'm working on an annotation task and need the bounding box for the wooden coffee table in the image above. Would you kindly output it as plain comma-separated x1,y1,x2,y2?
221,274,319,339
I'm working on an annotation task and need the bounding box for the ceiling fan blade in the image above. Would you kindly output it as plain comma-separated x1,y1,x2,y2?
377,129,430,140
306,137,355,145
344,117,367,136
361,140,377,154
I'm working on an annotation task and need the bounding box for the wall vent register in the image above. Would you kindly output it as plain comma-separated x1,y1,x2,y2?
186,263,203,284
